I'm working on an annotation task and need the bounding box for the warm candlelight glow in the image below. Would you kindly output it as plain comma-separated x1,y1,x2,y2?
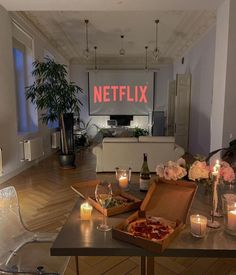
80,202,93,220
190,214,207,238
227,203,236,231
212,160,220,176
119,175,129,189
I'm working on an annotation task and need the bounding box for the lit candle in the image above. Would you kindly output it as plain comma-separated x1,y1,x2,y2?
212,160,220,176
119,176,129,189
215,159,220,172
190,214,207,238
211,160,221,214
80,202,93,220
227,203,236,231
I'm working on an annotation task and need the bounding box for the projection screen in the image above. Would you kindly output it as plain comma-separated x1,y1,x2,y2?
89,70,154,115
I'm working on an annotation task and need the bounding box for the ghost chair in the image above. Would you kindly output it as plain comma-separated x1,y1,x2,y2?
0,186,70,275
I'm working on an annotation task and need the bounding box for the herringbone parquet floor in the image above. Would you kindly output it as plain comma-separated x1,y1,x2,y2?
2,147,236,275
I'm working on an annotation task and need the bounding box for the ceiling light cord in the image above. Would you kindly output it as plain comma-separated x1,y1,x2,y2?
145,46,148,71
153,19,160,60
119,35,125,56
84,19,89,59
94,46,98,70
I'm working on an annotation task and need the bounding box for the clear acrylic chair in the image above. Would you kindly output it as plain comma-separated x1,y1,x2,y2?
0,186,70,275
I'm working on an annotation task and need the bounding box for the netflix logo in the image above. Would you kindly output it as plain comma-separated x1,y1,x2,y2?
93,85,148,104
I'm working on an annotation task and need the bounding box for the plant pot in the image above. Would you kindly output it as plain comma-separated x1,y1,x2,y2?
62,113,74,152
59,153,76,169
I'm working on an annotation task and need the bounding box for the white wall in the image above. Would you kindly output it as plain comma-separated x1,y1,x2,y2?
174,26,216,156
211,0,229,152
70,64,173,137
222,0,236,147
154,65,173,111
0,7,68,184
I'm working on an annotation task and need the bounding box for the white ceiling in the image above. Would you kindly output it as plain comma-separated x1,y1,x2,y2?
0,0,224,11
2,0,222,66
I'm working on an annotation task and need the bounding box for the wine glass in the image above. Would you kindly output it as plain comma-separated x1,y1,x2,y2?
95,181,113,231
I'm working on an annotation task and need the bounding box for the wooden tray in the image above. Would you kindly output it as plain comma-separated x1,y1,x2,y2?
71,179,142,217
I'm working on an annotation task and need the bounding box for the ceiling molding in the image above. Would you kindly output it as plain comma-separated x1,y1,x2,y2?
18,10,216,65
0,0,224,11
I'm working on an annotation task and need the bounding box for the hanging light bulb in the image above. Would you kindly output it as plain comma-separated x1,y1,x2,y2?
153,19,160,60
119,35,126,56
145,46,148,71
94,46,98,71
83,19,90,59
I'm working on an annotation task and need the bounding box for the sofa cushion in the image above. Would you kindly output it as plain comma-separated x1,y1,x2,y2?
103,137,138,143
138,136,175,143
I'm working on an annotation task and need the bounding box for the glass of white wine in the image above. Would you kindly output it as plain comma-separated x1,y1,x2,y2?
95,181,113,231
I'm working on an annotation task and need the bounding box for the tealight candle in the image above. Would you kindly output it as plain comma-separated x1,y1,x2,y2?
228,209,236,231
227,203,236,231
80,202,93,220
118,175,129,189
190,214,207,238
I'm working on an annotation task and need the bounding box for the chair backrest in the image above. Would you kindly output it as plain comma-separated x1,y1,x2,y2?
0,186,34,270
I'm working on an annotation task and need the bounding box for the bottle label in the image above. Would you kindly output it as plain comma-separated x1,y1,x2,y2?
139,178,150,191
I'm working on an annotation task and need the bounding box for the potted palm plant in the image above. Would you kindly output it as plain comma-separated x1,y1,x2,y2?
25,57,83,168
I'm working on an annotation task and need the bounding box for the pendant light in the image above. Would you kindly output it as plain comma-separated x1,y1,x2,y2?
119,35,126,56
83,19,90,59
94,46,98,70
153,19,160,60
145,46,148,71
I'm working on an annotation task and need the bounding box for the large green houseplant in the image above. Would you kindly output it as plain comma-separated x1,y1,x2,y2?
25,57,83,168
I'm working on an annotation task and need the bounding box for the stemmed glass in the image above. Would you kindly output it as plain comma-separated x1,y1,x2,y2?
95,181,113,231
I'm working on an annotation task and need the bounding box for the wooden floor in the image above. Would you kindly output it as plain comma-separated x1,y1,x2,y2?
2,147,236,275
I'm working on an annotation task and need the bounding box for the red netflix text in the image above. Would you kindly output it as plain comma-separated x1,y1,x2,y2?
93,85,148,103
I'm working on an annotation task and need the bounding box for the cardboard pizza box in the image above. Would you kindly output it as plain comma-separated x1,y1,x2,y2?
71,179,142,217
112,177,197,253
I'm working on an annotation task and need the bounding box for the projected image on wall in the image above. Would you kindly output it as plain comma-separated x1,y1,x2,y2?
89,70,154,115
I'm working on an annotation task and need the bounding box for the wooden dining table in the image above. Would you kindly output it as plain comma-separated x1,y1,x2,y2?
50,181,236,275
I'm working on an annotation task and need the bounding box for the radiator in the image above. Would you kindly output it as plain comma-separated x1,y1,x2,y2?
0,148,2,176
51,131,61,149
21,137,44,161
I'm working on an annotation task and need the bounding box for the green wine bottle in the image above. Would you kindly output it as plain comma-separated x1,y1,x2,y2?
139,153,151,192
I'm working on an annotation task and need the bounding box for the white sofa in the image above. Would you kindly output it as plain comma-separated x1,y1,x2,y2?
92,136,185,172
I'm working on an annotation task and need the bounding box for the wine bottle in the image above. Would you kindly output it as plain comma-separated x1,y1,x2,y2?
139,153,151,192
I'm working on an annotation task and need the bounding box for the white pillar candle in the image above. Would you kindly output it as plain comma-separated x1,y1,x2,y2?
80,202,93,220
211,160,221,214
190,214,207,238
119,175,129,189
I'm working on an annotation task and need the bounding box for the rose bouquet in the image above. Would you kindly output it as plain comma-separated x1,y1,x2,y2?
156,158,235,185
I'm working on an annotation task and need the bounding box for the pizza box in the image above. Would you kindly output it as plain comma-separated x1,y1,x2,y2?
71,179,142,217
112,177,197,253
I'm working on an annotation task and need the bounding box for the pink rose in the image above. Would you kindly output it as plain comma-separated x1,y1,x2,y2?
220,166,235,183
156,164,165,178
163,161,187,180
188,161,209,181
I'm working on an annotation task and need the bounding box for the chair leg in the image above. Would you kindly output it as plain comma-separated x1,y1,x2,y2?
75,256,79,275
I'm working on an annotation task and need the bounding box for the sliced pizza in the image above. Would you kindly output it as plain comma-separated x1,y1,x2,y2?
127,216,174,242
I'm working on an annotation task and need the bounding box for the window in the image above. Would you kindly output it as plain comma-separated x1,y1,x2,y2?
12,22,38,134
